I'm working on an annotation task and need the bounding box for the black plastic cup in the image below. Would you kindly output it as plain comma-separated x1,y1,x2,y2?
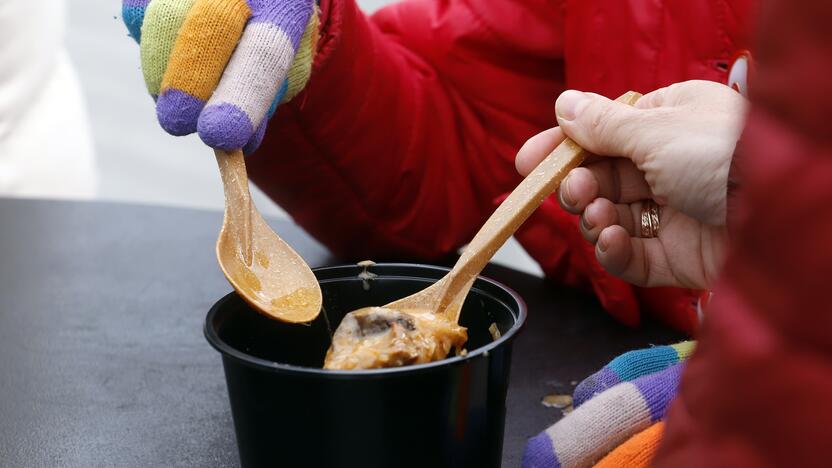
205,263,526,468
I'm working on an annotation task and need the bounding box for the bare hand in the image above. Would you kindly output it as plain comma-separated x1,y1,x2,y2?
516,81,746,289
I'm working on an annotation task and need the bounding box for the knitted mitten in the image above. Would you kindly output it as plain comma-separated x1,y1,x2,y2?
123,0,150,41
123,0,319,153
522,362,684,468
574,341,695,407
594,421,665,468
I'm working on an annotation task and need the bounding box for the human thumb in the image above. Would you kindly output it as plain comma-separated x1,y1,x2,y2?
555,90,644,160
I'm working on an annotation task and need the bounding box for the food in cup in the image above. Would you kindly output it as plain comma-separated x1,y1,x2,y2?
323,306,467,370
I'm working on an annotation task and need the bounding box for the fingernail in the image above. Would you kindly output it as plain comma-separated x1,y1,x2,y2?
597,237,608,253
580,215,594,232
559,174,576,207
556,90,589,121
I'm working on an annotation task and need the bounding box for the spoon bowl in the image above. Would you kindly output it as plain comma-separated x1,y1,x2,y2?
215,149,321,323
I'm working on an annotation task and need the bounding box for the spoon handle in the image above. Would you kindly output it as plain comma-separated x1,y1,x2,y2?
215,149,254,266
438,91,643,314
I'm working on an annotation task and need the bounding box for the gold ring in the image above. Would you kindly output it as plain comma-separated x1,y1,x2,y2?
640,201,661,238
649,203,660,236
640,208,652,238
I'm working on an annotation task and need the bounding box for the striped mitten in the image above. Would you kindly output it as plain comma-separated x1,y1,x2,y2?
522,341,696,468
574,341,695,407
122,0,319,154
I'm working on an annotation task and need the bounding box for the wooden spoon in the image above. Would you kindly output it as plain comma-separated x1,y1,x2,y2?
214,149,321,323
325,91,642,369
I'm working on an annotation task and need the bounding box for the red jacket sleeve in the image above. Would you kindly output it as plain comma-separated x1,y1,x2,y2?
248,0,565,261
655,0,832,465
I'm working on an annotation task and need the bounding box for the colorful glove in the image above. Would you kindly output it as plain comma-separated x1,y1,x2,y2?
523,341,696,468
122,0,319,154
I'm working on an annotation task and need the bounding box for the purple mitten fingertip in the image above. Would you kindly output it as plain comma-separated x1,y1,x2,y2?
198,103,255,151
242,118,268,155
156,89,204,136
523,432,560,468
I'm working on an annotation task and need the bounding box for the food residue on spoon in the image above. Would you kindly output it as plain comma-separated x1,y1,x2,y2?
267,287,321,322
237,265,262,294
324,307,467,370
255,250,270,268
227,247,321,323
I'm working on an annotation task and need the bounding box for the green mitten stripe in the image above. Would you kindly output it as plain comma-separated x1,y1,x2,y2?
140,0,198,96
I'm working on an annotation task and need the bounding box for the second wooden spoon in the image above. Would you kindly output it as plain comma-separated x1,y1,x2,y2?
324,91,642,369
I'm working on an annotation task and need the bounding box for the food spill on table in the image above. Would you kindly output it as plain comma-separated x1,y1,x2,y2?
541,394,573,409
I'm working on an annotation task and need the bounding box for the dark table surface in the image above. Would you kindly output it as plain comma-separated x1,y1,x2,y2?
0,198,682,467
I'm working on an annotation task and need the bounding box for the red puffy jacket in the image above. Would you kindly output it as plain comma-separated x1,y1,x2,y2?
249,0,756,334
654,0,832,465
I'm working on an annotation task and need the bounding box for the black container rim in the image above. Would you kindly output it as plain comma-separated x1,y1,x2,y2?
204,263,527,379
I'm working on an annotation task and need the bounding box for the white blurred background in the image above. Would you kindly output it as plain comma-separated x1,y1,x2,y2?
58,0,541,275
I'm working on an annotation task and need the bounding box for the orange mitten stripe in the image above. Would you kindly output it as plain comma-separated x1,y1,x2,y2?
594,421,665,468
